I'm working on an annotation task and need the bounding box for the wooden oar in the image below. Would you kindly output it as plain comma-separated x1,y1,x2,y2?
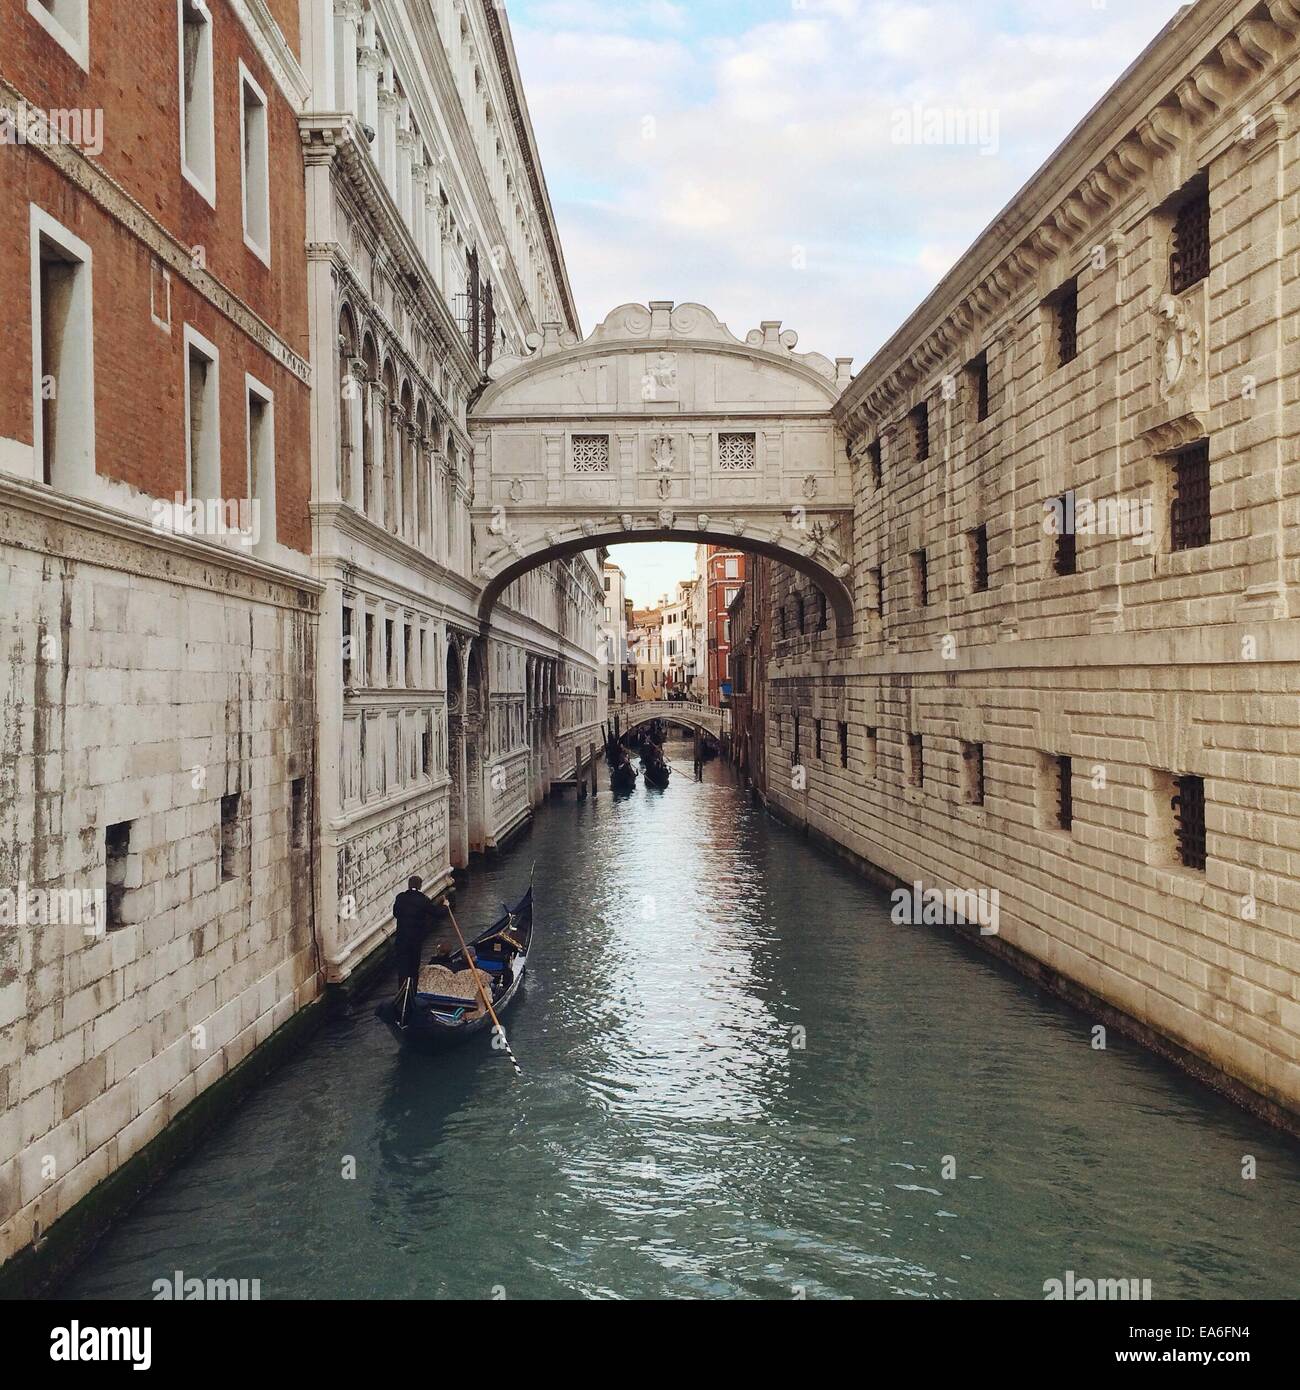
445,904,523,1077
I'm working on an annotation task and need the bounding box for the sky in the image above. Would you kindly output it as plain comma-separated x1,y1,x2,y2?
507,0,1189,603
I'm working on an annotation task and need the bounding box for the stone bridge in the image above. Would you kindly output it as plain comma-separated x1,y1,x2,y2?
618,700,727,739
468,301,856,635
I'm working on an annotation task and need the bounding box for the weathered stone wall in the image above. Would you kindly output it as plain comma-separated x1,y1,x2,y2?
765,0,1300,1122
0,487,320,1264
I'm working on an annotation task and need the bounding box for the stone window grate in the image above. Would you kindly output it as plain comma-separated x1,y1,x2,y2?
1056,278,1079,366
970,352,990,422
868,438,883,488
1171,190,1210,295
1170,440,1210,550
717,432,756,470
571,433,610,473
1056,755,1073,831
1173,774,1207,870
1054,493,1077,576
911,403,930,462
969,524,989,592
838,721,849,769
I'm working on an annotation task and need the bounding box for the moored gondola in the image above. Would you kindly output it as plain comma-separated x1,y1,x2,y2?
376,884,533,1052
642,755,671,789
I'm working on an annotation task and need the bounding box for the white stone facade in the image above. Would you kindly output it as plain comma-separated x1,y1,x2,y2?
768,0,1300,1122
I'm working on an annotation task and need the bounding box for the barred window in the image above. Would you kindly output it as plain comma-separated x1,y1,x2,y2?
1053,493,1077,576
571,434,610,472
868,438,883,488
911,548,929,606
1055,755,1073,832
962,741,985,806
814,719,822,760
1170,440,1210,551
1054,277,1079,367
1171,187,1210,295
967,352,990,422
717,432,756,470
817,589,827,632
911,403,930,462
838,721,849,768
907,733,924,787
1173,774,1207,870
795,594,805,632
968,524,989,593
873,566,884,620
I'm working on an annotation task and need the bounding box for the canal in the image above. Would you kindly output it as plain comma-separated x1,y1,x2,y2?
64,744,1300,1300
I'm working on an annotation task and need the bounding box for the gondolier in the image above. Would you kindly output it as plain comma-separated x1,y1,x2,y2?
392,876,447,1002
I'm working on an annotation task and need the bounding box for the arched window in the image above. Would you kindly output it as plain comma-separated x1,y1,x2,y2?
337,308,357,501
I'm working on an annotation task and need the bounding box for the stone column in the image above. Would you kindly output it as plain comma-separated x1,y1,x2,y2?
346,359,367,511
410,160,428,258
333,0,362,119
377,74,399,198
357,26,382,146
368,381,386,521
396,117,417,228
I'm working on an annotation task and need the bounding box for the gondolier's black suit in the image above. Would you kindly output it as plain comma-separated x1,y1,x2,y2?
392,889,443,997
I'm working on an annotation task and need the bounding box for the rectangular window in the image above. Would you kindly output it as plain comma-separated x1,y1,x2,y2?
968,524,990,593
724,587,740,605
184,326,220,500
868,438,883,489
865,727,878,779
1053,493,1077,576
342,604,355,688
911,402,930,462
794,594,805,632
239,64,271,264
724,556,740,579
1172,773,1207,870
220,792,242,881
1170,184,1210,295
814,719,822,760
246,376,275,554
385,619,396,684
31,207,95,492
178,0,216,204
1053,277,1079,367
404,623,414,687
421,723,432,777
28,0,89,69
1170,440,1211,551
911,549,929,607
419,628,428,687
793,713,801,763
717,433,756,470
967,351,990,422
1055,755,1073,832
907,733,924,787
290,777,306,850
570,433,610,472
961,741,986,806
838,721,849,769
364,612,376,685
104,820,132,931
817,590,827,632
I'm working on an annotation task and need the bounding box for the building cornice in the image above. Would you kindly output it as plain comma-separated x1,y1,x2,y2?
0,476,320,610
476,0,581,336
837,0,1300,441
230,0,312,108
302,115,479,389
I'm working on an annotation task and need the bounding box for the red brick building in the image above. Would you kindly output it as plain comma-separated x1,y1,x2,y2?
0,0,311,532
702,544,745,706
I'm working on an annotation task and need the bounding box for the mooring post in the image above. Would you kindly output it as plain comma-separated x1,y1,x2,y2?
577,746,586,800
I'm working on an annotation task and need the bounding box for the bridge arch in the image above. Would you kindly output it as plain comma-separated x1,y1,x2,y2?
467,301,856,635
618,700,725,740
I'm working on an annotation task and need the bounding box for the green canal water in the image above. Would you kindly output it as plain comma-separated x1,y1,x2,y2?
62,749,1300,1299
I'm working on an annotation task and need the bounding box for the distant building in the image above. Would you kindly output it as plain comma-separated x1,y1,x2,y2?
700,545,745,706
628,607,664,699
660,578,696,694
602,561,629,704
728,563,770,793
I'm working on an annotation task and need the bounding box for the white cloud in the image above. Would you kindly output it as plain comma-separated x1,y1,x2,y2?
512,0,1186,369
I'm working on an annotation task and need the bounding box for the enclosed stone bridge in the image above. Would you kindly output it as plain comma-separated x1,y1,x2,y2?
619,700,727,739
468,301,857,634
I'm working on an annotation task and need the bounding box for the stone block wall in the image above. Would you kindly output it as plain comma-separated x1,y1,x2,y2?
767,0,1300,1122
0,487,320,1264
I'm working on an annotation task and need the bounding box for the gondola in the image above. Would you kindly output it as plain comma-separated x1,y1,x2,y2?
642,757,671,790
611,759,638,792
376,884,533,1052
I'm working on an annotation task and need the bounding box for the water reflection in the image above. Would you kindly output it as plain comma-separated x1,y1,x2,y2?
63,744,1300,1300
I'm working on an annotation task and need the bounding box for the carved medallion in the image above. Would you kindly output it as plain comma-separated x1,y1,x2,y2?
1155,293,1201,398
802,474,819,500
650,434,675,473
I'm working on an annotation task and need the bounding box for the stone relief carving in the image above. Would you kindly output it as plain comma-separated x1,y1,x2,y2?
1155,293,1202,398
802,474,819,500
656,477,672,500
657,508,675,529
508,478,524,502
650,433,676,472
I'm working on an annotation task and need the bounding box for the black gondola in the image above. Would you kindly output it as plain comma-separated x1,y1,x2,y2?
376,885,533,1052
611,759,638,792
642,757,671,790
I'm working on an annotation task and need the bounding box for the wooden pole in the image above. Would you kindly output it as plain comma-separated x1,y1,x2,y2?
577,744,586,800
445,904,522,1076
